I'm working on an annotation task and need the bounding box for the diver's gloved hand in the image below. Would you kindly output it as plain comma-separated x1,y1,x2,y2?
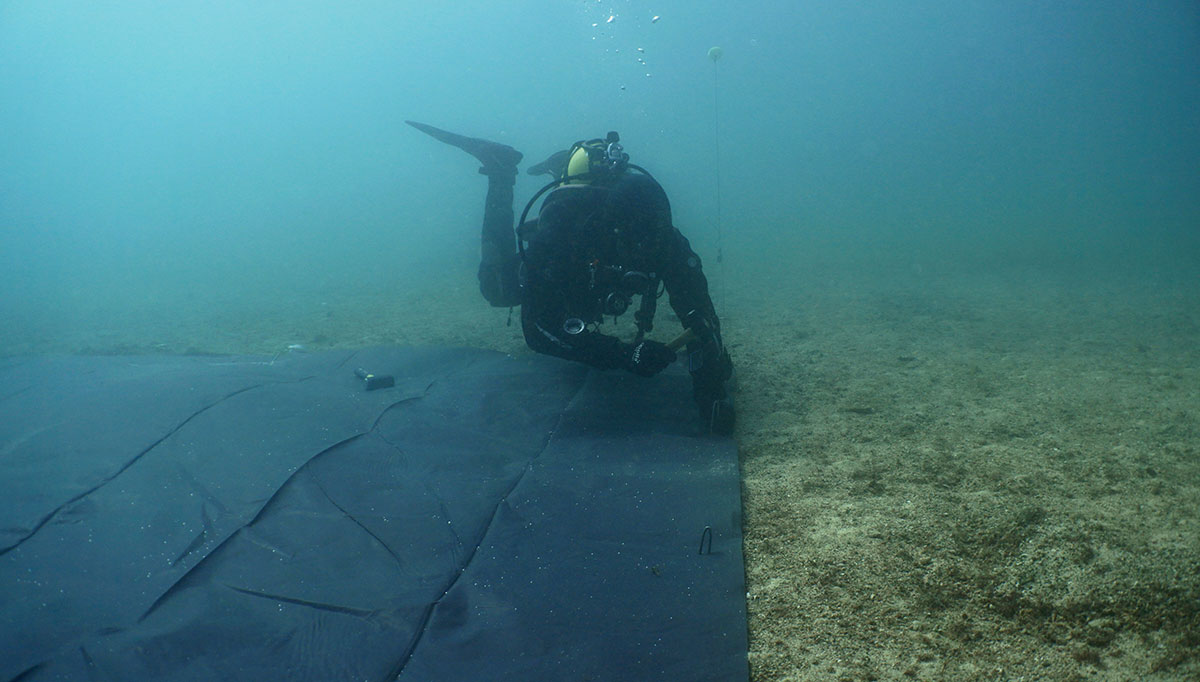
684,310,734,435
683,311,724,356
692,350,735,435
626,340,676,377
684,313,732,384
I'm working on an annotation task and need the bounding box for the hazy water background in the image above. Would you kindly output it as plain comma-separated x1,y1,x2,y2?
1,1,1197,354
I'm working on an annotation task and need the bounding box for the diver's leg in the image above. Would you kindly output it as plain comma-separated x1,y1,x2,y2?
406,121,524,306
478,167,523,307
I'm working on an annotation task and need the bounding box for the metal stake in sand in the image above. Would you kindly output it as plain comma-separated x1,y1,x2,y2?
699,525,714,555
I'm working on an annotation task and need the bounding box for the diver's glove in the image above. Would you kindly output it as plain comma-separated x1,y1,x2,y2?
683,310,735,435
626,340,676,377
691,350,735,435
682,313,729,376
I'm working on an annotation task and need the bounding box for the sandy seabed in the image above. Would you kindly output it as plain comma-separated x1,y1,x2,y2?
5,248,1198,681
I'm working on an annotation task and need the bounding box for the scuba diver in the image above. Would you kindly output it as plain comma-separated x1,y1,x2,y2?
407,121,734,436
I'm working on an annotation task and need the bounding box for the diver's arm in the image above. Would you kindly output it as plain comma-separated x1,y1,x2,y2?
519,282,674,375
661,227,735,434
661,228,722,336
520,300,626,370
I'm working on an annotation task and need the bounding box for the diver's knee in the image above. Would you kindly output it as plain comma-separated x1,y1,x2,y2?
478,277,508,307
478,272,520,308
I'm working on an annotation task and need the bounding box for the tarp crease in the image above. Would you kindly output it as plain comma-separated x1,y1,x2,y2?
0,382,268,556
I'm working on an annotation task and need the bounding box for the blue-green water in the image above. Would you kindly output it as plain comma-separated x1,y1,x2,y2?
2,1,1196,355
3,4,1199,678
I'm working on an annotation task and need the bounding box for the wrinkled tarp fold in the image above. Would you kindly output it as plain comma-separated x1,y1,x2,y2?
0,347,746,681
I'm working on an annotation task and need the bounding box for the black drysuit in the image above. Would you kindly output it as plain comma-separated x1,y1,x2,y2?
477,168,733,433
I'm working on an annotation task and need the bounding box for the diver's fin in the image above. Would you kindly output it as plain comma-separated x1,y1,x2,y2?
527,149,571,179
406,120,523,173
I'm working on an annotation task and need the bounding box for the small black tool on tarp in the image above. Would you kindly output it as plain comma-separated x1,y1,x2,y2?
353,367,394,391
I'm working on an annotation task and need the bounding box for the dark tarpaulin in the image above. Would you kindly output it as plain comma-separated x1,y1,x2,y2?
0,347,746,681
